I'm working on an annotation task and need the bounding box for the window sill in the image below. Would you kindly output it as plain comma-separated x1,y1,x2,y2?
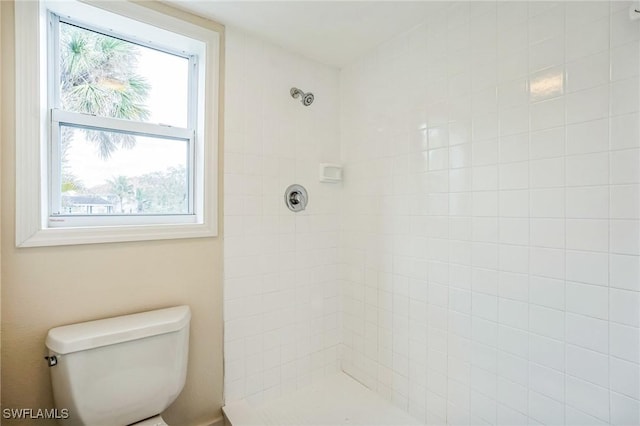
17,222,217,247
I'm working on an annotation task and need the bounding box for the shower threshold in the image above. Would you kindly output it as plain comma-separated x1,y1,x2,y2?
222,372,422,426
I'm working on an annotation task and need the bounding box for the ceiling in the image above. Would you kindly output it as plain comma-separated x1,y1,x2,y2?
166,1,445,68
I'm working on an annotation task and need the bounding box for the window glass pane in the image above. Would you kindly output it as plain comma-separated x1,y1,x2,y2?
59,22,189,128
58,125,189,215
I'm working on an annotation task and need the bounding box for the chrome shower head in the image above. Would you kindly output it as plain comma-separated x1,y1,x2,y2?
290,87,314,106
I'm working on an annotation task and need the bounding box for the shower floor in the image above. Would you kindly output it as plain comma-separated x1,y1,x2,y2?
222,372,422,426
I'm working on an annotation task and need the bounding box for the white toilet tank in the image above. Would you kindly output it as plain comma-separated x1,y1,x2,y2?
45,306,190,426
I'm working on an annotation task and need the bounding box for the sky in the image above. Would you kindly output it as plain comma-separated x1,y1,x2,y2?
66,130,187,188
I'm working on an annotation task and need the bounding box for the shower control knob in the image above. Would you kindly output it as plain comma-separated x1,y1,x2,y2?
284,184,308,212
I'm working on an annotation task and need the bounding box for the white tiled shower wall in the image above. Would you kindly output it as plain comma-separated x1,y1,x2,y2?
223,28,342,404
223,1,640,424
339,2,640,426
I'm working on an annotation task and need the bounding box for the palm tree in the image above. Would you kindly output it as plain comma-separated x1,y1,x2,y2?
59,22,150,160
135,188,151,213
107,176,134,213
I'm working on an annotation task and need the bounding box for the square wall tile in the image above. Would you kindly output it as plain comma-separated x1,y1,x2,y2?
566,152,609,187
566,250,608,285
565,376,610,423
565,313,608,354
566,281,608,320
566,344,609,388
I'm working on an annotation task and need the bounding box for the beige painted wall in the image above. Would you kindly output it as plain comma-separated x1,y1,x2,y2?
0,0,3,407
0,2,224,425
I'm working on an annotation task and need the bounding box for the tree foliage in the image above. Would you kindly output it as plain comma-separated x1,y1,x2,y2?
106,175,134,213
135,166,188,213
60,22,150,160
99,167,187,214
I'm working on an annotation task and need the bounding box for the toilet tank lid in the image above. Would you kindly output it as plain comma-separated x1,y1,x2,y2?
46,305,191,355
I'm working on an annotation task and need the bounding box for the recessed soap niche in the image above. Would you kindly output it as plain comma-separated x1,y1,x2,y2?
319,163,342,183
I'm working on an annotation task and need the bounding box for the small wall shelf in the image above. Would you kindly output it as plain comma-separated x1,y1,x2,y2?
319,163,343,183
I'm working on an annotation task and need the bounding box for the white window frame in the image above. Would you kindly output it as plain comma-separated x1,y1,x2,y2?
15,0,221,247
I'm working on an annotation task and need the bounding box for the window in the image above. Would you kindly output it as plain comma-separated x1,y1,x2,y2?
15,0,221,246
49,17,195,224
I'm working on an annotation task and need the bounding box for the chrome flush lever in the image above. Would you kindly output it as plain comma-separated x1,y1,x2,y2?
44,355,58,367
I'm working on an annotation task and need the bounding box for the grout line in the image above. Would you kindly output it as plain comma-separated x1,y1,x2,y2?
561,2,568,424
